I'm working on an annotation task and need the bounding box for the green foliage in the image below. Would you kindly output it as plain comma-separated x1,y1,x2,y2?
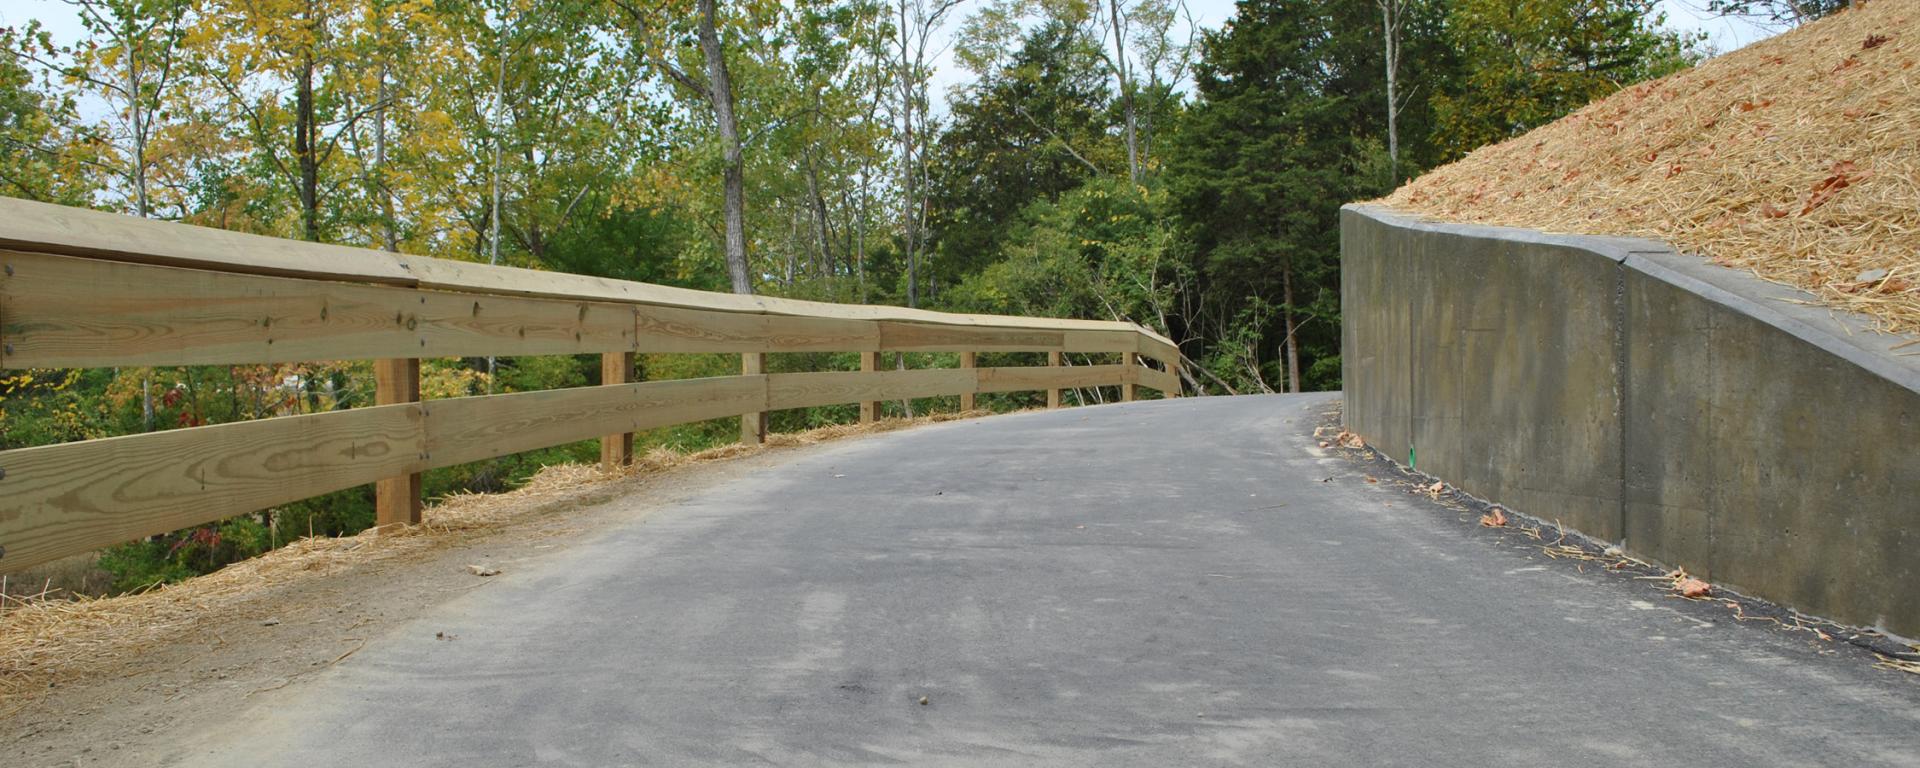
944,176,1179,327
98,516,271,593
1161,0,1389,392
0,24,105,206
0,369,113,448
1431,0,1701,157
929,20,1117,285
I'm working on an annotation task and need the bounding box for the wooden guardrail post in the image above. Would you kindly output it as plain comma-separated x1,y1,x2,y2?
959,351,977,411
1121,351,1137,402
1046,350,1062,409
741,352,767,445
859,351,881,423
602,352,635,468
374,357,422,529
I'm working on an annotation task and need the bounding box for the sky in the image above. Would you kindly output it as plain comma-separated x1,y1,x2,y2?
0,0,1788,117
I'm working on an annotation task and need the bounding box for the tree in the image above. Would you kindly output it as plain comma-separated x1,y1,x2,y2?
192,0,390,241
1432,0,1699,158
929,21,1115,288
1377,0,1406,184
1165,0,1386,393
1106,0,1139,182
1705,0,1849,25
0,24,108,206
17,0,194,217
1123,0,1193,168
890,0,963,307
611,0,755,295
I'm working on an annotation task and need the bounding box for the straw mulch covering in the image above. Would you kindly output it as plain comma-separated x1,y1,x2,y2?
1382,1,1920,335
0,412,983,714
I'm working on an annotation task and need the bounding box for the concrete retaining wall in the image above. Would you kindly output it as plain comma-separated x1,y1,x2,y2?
1341,204,1920,636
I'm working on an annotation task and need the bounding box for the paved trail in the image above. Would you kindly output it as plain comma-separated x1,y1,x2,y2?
181,395,1920,767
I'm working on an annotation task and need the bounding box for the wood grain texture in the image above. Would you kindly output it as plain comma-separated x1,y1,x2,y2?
959,352,977,411
601,352,636,468
767,369,977,411
0,198,1161,339
859,352,880,423
636,303,878,353
1062,330,1138,353
878,321,1064,352
0,197,415,284
1138,365,1179,394
1046,351,1063,409
396,253,768,314
1136,333,1180,368
422,376,768,469
976,364,1127,394
1121,352,1138,403
0,404,426,574
0,250,635,368
375,358,424,528
741,353,767,445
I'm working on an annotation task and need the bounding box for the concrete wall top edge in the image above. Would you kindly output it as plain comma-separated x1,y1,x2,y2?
1344,204,1920,397
1343,203,1666,265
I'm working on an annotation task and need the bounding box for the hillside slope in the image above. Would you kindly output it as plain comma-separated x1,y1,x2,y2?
1382,2,1918,334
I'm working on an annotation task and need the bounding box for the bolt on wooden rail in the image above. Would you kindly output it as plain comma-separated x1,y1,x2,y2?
0,197,1182,574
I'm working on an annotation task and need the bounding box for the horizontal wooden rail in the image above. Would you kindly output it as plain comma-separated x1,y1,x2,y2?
0,248,1165,367
0,197,1183,574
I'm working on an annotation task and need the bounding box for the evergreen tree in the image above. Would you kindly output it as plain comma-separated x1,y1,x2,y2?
1432,0,1699,157
1163,0,1390,393
926,21,1116,289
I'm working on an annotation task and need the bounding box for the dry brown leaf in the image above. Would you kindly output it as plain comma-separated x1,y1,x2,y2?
1676,578,1713,598
1479,507,1508,527
1801,160,1867,215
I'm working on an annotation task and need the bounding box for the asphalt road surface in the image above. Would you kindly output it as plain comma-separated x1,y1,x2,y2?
182,394,1920,766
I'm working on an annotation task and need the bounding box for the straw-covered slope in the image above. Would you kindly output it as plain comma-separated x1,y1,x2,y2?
1382,1,1919,334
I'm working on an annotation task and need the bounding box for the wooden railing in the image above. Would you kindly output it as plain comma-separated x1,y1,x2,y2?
0,198,1181,574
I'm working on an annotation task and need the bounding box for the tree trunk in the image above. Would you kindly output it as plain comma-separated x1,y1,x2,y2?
1108,0,1140,183
375,60,398,252
896,0,918,308
855,166,869,302
698,0,752,295
1282,263,1301,394
128,58,149,218
296,54,319,241
804,150,835,280
487,46,505,267
1380,0,1401,185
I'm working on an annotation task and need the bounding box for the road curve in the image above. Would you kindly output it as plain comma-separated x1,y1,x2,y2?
183,394,1919,767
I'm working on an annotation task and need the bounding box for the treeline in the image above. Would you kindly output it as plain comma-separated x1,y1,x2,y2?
1,0,1711,588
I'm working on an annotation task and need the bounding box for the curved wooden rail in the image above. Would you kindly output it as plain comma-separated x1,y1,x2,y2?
0,198,1181,574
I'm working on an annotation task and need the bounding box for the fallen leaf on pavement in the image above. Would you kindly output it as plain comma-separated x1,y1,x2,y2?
1480,507,1508,527
467,564,501,577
